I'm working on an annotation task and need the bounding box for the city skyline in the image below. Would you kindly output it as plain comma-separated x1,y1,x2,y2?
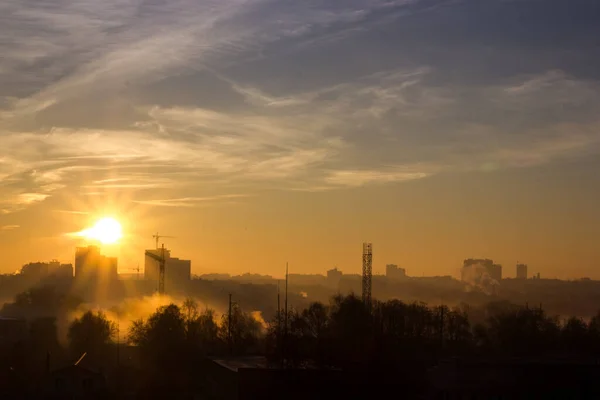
1,0,600,278
11,241,556,281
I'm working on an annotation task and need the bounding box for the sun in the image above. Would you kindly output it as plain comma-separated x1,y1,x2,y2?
81,217,123,244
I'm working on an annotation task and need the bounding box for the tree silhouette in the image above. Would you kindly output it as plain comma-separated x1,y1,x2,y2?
181,298,219,354
129,304,186,368
1,285,82,319
218,303,262,356
68,310,116,362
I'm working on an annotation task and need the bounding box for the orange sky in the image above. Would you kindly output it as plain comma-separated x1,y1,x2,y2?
2,157,599,279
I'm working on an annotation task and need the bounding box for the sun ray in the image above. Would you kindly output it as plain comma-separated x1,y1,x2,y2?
79,217,123,244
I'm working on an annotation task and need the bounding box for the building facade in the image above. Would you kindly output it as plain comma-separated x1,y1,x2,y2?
386,264,407,280
462,258,503,282
326,268,343,289
74,246,118,281
516,263,528,279
144,248,191,292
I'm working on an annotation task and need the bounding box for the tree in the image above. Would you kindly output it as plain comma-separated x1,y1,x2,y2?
129,304,186,368
181,298,219,353
218,304,262,355
328,294,373,366
561,316,589,354
1,285,82,319
68,310,116,361
196,308,220,353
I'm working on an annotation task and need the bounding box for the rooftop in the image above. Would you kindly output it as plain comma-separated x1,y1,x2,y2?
211,356,269,372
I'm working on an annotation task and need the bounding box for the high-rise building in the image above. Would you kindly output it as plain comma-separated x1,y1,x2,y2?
462,259,502,282
516,263,528,279
326,267,342,289
75,246,117,281
386,264,407,280
144,248,191,292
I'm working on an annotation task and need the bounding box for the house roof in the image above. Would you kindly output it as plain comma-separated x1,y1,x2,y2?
211,356,269,372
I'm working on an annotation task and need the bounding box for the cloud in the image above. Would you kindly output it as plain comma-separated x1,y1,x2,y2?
1,0,600,211
53,210,90,215
2,68,600,206
1,225,20,231
0,190,51,214
325,168,434,188
133,194,251,208
1,0,422,120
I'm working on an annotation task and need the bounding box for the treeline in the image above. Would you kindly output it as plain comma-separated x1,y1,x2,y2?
62,294,600,372
267,295,600,369
4,286,600,380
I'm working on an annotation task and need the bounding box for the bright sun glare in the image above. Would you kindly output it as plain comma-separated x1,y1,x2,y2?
81,217,123,244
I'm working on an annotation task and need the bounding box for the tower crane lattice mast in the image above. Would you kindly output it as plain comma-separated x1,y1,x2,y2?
153,232,175,250
146,237,169,294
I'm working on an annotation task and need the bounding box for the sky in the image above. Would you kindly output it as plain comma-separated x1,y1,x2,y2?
1,0,599,279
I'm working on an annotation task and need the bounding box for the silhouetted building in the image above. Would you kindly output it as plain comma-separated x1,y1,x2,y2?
386,264,406,280
516,263,528,279
462,259,502,282
144,248,191,292
21,260,73,281
488,263,502,282
206,357,346,400
288,274,327,286
41,364,107,399
75,246,118,281
326,268,342,289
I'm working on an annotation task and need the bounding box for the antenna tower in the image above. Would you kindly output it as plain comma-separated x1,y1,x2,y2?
362,243,372,309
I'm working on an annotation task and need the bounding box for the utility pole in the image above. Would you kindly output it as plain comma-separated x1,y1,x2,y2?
277,280,282,367
116,321,120,394
277,280,281,335
439,306,445,347
283,262,288,367
228,293,233,355
284,263,288,333
116,321,120,363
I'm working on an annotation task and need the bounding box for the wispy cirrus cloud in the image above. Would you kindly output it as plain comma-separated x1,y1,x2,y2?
325,168,435,188
134,194,251,208
1,0,599,216
1,225,20,231
53,210,90,215
2,67,600,209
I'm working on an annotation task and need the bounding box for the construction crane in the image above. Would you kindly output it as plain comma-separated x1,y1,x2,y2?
126,264,141,280
152,232,175,249
145,244,166,294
